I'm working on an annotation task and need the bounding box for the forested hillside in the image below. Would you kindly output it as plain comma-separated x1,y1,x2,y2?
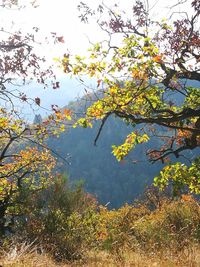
47,101,161,208
47,78,199,207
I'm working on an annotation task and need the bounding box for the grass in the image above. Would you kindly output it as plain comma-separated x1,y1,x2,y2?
1,243,200,267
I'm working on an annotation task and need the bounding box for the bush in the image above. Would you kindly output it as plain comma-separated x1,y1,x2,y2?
132,196,200,252
96,204,149,255
14,175,99,261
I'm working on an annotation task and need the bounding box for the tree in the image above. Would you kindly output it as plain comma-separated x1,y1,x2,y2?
62,0,200,192
0,1,71,234
0,110,57,234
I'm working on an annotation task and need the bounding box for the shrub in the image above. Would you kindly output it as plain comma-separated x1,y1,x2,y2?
14,175,99,261
97,204,149,255
132,196,200,252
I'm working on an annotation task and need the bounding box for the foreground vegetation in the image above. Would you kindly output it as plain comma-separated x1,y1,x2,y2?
1,178,200,266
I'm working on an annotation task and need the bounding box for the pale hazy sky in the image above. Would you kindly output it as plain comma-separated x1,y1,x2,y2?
0,0,193,118
1,0,192,56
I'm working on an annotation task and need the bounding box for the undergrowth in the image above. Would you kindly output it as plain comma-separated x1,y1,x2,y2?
1,178,200,265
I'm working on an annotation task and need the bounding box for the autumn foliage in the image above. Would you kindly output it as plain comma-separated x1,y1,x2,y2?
1,0,200,265
63,0,200,194
0,1,70,234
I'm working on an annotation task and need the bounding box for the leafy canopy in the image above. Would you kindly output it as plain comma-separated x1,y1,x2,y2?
0,0,71,234
62,0,200,193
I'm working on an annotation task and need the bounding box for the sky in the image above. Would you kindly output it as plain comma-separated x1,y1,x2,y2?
1,0,191,56
0,0,193,119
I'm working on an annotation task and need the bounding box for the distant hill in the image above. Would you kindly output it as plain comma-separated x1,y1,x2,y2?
47,101,163,208
47,80,200,208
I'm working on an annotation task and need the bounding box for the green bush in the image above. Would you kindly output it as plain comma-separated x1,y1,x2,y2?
15,175,99,261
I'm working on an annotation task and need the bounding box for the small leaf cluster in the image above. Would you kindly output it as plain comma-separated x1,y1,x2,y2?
154,157,200,195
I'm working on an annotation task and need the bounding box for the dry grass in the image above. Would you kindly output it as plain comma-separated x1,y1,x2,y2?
1,244,200,267
84,249,200,267
0,242,56,267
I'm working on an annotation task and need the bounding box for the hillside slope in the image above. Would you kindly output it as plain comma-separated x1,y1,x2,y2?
48,111,162,208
